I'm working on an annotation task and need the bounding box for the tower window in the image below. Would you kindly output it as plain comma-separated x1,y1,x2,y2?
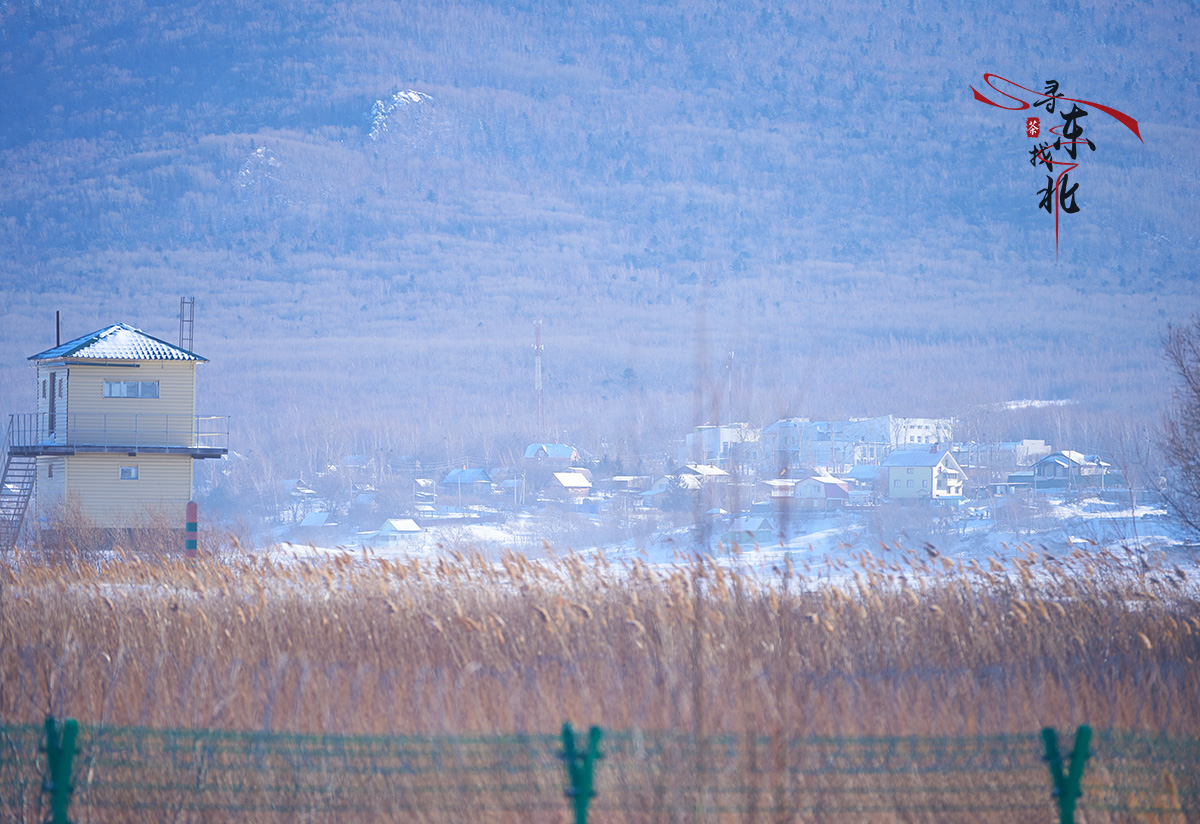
104,381,159,399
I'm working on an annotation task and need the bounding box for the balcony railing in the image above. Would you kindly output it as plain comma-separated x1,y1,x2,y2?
7,413,228,456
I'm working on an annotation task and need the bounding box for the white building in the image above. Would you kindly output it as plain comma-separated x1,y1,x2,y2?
761,415,953,473
683,423,760,471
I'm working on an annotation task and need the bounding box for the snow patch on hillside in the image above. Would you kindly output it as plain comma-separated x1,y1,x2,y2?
238,146,279,190
369,89,432,141
997,398,1074,410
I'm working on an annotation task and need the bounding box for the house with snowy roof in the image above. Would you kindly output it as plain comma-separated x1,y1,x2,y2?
1031,451,1114,491
681,464,731,483
523,443,579,467
364,518,422,547
1,323,227,544
548,471,592,500
793,474,850,510
881,448,965,501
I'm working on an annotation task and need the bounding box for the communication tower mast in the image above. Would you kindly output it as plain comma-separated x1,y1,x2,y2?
179,297,195,352
534,319,544,432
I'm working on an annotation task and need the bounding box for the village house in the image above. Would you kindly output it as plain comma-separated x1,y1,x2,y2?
523,443,581,491
793,474,850,510
954,439,1053,494
760,415,953,475
441,467,493,497
605,475,652,492
683,423,760,471
293,511,336,543
548,471,592,500
894,417,953,447
523,443,579,468
1,323,227,545
760,478,797,500
721,516,775,548
1030,451,1115,491
637,473,701,510
363,518,422,547
881,448,965,502
681,464,732,484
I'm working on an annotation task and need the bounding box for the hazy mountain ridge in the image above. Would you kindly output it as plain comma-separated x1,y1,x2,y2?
1,0,1198,476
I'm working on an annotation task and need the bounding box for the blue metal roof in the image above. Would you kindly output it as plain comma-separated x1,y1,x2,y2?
442,468,492,485
524,443,576,459
29,323,206,362
881,449,952,468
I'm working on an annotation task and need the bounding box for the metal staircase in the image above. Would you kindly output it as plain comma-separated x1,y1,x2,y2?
1,420,36,552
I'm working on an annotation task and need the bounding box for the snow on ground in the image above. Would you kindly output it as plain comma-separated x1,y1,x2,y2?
265,495,1200,588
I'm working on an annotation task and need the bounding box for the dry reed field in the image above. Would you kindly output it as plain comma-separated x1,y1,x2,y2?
2,542,1198,822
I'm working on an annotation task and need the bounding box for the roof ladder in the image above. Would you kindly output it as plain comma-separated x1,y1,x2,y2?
0,420,37,552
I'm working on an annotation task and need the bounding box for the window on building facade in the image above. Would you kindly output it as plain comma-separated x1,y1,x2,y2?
119,466,139,480
104,381,159,399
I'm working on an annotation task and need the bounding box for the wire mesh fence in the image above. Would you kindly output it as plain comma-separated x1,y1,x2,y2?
1084,729,1200,822
594,730,1052,820
2,719,1197,823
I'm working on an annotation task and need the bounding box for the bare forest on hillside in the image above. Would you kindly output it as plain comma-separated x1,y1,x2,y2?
1,0,1198,504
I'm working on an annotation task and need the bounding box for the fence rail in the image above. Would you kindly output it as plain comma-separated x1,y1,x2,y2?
2,720,1197,823
6,412,228,454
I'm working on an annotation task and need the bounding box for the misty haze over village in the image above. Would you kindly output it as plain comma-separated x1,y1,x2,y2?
2,1,1200,819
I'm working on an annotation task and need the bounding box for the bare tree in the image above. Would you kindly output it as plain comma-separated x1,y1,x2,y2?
1160,315,1200,538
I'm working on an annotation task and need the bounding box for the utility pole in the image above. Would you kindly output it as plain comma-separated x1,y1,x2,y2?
534,319,544,434
726,350,735,424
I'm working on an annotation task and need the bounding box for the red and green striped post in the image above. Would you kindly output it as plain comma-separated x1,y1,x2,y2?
185,500,198,558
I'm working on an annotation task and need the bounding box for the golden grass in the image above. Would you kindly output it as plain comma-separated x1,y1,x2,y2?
1,542,1197,821
2,544,1197,736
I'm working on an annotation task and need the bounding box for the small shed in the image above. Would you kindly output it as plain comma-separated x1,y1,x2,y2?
722,516,775,548
365,518,422,547
294,511,337,544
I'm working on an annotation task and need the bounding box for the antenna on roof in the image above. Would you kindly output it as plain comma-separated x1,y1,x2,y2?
55,311,60,347
179,297,195,352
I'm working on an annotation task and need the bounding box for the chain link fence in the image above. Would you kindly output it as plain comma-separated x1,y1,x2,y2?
1,719,1196,823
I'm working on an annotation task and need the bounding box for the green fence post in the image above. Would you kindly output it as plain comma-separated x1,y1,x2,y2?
42,716,78,824
1041,725,1092,824
561,722,603,824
